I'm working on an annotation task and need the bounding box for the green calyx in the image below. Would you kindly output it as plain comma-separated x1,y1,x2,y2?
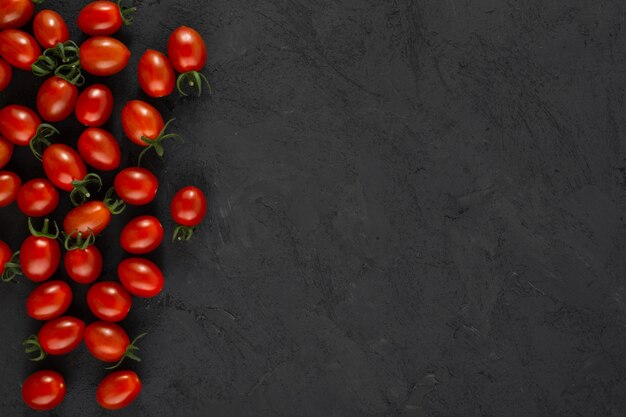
138,118,180,166
118,0,137,26
32,41,83,86
70,173,103,206
172,225,197,242
176,71,211,97
29,123,59,161
31,0,45,4
103,188,127,215
106,333,147,370
28,218,60,240
1,251,21,283
23,335,46,361
64,230,96,251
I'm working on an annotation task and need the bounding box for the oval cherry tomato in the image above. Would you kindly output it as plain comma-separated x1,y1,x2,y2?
79,36,130,76
138,50,175,97
168,27,206,72
114,167,158,205
121,100,163,146
96,370,141,410
0,57,11,92
64,201,112,236
17,178,59,217
0,135,12,168
37,76,78,122
65,244,102,284
0,170,21,207
36,316,85,355
78,1,132,36
33,10,69,49
75,84,113,126
0,239,18,280
87,281,132,322
20,220,61,282
0,0,35,30
42,144,86,192
171,186,206,240
84,321,131,362
22,370,66,411
77,127,120,171
26,280,72,320
120,215,163,254
0,104,41,146
118,257,164,298
0,29,41,70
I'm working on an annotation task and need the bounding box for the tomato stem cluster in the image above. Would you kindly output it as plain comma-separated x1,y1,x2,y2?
29,123,59,161
70,173,103,206
118,0,137,26
138,118,180,166
64,230,96,251
1,251,22,282
23,335,46,361
28,218,60,240
172,225,196,241
177,71,211,97
31,41,84,86
106,333,147,370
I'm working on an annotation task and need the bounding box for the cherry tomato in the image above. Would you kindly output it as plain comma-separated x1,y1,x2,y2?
17,178,59,217
87,281,132,322
118,257,164,298
33,10,69,49
171,186,207,240
0,29,41,70
64,201,113,236
75,84,114,127
36,76,78,122
114,167,158,205
42,144,86,192
20,219,61,282
78,1,134,36
138,50,175,97
121,100,163,146
0,170,21,207
26,280,72,320
35,316,85,355
120,215,163,254
0,57,11,92
65,244,102,284
0,135,12,168
77,127,120,171
0,239,19,281
84,321,136,362
79,36,130,76
167,26,209,96
22,370,66,411
0,0,36,30
96,370,141,410
0,104,41,146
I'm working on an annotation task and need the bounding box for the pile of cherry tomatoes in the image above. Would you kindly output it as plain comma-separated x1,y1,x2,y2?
0,0,209,411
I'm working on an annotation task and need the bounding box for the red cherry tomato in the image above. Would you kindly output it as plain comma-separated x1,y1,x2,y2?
0,57,11,92
96,370,141,410
26,280,72,320
36,76,78,122
114,167,158,205
118,257,164,298
77,127,120,171
17,178,59,217
33,10,69,49
75,84,114,126
0,104,41,146
63,201,112,236
171,186,207,240
120,215,163,254
35,316,85,355
87,281,132,322
65,244,102,284
138,50,175,97
20,219,61,282
42,144,86,192
0,0,35,30
78,0,134,36
79,36,130,76
167,26,209,96
22,370,66,411
0,29,41,70
0,135,12,168
84,321,134,362
0,170,21,207
121,100,163,146
0,239,18,280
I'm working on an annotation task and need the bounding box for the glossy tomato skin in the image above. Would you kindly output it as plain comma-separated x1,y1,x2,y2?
33,10,69,49
0,136,12,168
0,29,41,70
114,167,158,205
0,170,21,207
0,0,34,30
22,370,66,411
26,281,72,320
65,245,102,284
118,258,164,298
20,235,61,282
120,215,163,254
0,105,41,146
38,316,85,355
138,50,175,97
75,84,114,126
17,178,59,217
171,186,207,227
77,128,120,171
0,240,14,276
0,57,11,92
80,36,130,76
64,201,111,236
84,321,129,362
36,76,78,122
78,1,123,36
87,281,132,322
121,100,164,146
167,26,207,73
97,370,141,410
42,144,87,192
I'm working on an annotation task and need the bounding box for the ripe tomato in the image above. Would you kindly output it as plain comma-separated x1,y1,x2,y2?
0,239,20,281
171,186,207,240
22,370,66,411
87,281,132,322
0,104,41,146
85,321,144,367
96,370,141,410
0,0,36,30
0,57,11,92
0,29,41,70
79,36,130,76
36,76,78,122
114,167,158,205
63,193,125,236
120,215,163,254
75,84,114,126
20,218,61,282
26,280,72,320
0,136,12,168
121,99,163,145
26,316,85,358
77,127,120,171
33,10,69,49
42,143,85,191
17,178,59,217
118,257,164,298
78,0,135,36
0,170,21,207
138,50,175,97
167,26,209,96
64,232,102,284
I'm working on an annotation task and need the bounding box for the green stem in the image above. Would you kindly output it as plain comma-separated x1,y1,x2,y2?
1,251,21,283
105,333,147,370
23,335,46,361
176,71,211,97
172,225,197,241
64,230,96,251
118,0,137,25
28,218,60,239
70,173,102,206
29,123,59,161
103,188,127,215
138,118,180,166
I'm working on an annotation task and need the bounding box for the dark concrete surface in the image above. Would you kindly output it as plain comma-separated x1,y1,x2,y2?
1,0,626,416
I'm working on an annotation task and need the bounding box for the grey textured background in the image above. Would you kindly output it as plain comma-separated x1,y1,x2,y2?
1,0,626,416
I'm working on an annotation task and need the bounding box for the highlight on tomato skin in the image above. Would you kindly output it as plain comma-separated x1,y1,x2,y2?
138,49,175,97
0,0,36,30
26,280,73,321
79,36,131,76
20,218,62,283
0,170,21,208
24,316,86,360
120,215,164,254
75,84,114,127
0,57,11,92
114,167,158,206
36,76,79,122
96,370,142,410
22,370,66,411
87,281,132,322
17,178,60,217
0,29,41,70
0,104,42,146
33,10,70,49
77,127,121,171
118,257,164,298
